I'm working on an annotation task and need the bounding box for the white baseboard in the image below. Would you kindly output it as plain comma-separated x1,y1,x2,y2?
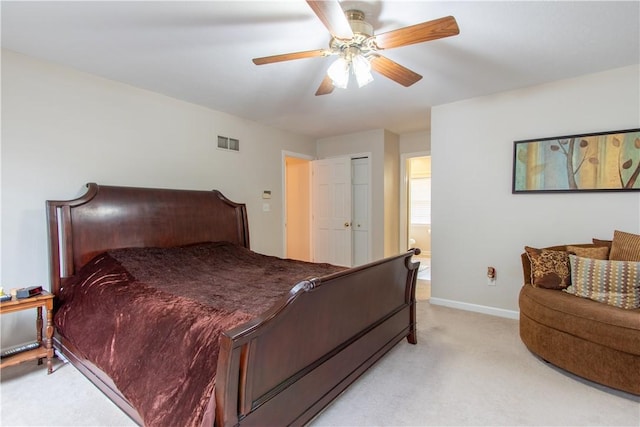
429,297,519,320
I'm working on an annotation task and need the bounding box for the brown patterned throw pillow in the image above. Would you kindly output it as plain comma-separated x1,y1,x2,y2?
525,246,570,289
567,245,610,260
564,255,640,310
609,230,640,261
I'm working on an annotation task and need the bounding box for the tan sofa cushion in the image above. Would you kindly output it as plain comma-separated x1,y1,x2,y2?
592,238,612,248
519,284,640,356
566,245,609,260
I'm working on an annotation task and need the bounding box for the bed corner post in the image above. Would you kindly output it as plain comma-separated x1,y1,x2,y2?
46,183,100,296
215,335,241,427
46,201,62,296
406,248,421,345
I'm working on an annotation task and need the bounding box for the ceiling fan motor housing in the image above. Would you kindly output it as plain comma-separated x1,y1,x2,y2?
345,10,373,38
330,9,375,58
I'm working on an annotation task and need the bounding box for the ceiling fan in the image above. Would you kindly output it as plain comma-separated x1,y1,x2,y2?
252,0,460,96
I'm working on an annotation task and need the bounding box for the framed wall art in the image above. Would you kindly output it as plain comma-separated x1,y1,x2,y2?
512,128,640,193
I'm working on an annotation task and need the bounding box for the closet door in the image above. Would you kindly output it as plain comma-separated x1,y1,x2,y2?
351,157,370,266
311,157,352,267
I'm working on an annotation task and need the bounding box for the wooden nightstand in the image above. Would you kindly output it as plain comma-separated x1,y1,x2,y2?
0,291,55,374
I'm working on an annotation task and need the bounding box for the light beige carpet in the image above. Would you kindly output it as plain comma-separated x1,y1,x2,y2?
1,302,638,426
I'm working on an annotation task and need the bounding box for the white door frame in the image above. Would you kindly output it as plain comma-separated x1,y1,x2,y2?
400,151,429,252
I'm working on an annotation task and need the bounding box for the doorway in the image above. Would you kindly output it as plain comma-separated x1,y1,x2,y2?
283,153,371,267
401,153,431,299
284,154,312,261
407,156,431,258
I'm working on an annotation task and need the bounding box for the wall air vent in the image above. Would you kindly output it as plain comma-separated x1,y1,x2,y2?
217,135,240,152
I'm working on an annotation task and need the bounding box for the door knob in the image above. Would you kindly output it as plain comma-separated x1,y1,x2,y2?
344,222,351,227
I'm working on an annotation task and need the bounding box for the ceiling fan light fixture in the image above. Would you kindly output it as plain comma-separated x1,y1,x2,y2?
352,54,373,88
327,56,350,89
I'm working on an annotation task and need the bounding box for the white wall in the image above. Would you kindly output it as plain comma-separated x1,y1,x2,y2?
1,50,316,347
431,64,640,316
399,130,430,154
383,130,400,256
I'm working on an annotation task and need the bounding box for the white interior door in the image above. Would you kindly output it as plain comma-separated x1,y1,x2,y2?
351,157,370,266
312,157,352,267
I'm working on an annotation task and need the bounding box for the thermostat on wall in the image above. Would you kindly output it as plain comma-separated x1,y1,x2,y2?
262,190,271,199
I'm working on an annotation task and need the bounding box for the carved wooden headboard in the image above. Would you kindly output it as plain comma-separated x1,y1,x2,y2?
46,183,249,295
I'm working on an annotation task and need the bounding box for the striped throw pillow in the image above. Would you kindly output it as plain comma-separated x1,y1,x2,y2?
564,255,640,310
609,230,640,261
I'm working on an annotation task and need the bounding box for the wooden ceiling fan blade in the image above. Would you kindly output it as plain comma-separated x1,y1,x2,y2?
306,0,353,39
374,16,459,49
370,55,422,87
315,75,335,96
252,49,328,65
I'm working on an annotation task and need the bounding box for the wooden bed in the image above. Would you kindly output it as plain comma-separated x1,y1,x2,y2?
47,183,420,426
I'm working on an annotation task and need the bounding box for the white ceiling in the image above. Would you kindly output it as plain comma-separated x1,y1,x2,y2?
2,1,639,139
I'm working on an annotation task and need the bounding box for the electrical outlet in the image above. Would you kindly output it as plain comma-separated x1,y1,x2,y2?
487,266,496,285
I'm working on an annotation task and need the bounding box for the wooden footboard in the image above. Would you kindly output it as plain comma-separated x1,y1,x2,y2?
215,249,419,426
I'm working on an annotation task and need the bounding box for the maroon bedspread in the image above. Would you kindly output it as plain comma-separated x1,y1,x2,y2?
54,242,345,427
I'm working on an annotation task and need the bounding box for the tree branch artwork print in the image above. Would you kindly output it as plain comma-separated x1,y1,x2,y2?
512,129,640,193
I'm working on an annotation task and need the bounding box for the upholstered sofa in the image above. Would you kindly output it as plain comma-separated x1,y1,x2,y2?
518,231,640,395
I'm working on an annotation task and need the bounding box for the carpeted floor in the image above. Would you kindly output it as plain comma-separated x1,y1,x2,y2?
1,302,638,426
